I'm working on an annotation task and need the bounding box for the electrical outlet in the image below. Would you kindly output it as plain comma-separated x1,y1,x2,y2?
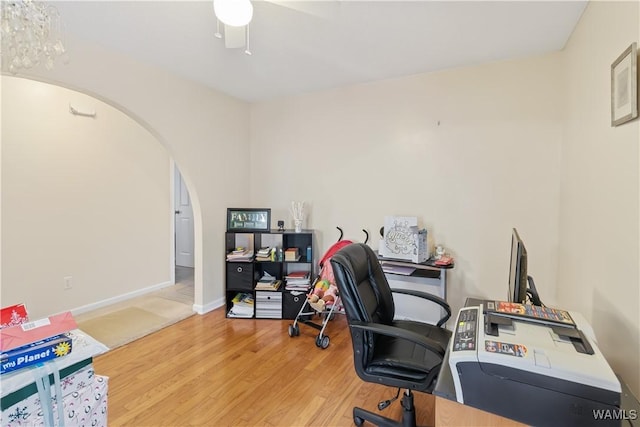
64,276,73,290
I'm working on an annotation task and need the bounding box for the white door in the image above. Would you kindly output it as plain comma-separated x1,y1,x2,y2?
174,166,194,268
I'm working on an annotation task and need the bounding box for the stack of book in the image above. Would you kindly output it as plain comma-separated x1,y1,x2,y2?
226,248,253,262
255,247,274,262
255,272,280,291
255,279,282,291
228,292,254,318
284,247,300,262
284,271,310,291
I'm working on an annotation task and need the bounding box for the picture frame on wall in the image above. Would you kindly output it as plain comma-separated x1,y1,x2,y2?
611,42,638,126
227,208,271,232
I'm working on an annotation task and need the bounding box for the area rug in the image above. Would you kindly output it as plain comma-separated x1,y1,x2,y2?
155,283,194,305
76,294,194,350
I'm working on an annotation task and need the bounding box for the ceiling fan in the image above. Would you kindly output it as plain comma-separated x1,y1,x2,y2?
213,0,255,55
213,0,338,55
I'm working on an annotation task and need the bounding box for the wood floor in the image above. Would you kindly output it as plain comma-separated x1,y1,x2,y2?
94,307,436,426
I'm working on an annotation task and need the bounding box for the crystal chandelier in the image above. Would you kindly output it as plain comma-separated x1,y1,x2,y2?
0,0,66,73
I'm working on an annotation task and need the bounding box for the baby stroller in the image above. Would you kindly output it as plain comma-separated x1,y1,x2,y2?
287,228,368,349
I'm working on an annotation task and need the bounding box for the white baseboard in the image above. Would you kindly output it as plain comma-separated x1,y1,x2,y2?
70,280,174,316
69,281,225,318
194,297,224,315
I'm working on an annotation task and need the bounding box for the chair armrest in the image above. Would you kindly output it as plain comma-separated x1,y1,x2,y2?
391,288,451,327
350,320,447,357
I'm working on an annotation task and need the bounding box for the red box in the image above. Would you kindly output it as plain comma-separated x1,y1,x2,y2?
0,304,28,329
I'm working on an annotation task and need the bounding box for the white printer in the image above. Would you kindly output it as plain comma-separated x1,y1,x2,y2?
448,302,621,426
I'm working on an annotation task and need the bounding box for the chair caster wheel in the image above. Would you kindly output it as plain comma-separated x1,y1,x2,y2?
354,416,364,426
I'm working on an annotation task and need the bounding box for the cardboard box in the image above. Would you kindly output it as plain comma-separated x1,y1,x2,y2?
1,362,108,427
81,375,109,427
1,330,109,426
0,304,28,329
1,358,94,413
380,216,429,263
1,334,72,374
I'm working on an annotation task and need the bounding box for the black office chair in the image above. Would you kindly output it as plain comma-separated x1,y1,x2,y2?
330,243,452,427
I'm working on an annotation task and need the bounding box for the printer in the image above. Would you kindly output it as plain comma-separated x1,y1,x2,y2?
448,302,621,426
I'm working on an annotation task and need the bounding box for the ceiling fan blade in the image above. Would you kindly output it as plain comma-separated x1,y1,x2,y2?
263,0,340,19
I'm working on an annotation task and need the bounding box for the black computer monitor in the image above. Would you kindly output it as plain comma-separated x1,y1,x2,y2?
508,228,543,306
508,228,528,304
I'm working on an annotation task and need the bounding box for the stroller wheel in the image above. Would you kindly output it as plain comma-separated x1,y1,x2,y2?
316,335,330,349
288,324,299,337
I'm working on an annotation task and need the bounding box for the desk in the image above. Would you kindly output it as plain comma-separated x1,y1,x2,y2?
378,256,453,325
433,346,526,426
435,366,639,426
433,298,640,426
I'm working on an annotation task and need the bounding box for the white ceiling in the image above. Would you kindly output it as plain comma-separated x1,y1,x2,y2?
54,1,588,102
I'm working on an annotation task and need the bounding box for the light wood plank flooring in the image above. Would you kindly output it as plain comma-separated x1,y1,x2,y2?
94,308,435,426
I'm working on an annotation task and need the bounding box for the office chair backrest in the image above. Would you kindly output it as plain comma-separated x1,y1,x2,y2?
330,243,395,372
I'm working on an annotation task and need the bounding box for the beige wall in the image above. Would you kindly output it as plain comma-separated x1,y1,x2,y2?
250,53,564,320
11,36,252,313
1,76,171,318
560,0,639,396
250,0,639,396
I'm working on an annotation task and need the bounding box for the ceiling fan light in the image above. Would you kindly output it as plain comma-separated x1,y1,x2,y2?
214,0,253,27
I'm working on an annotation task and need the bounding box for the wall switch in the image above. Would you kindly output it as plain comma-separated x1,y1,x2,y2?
64,276,73,290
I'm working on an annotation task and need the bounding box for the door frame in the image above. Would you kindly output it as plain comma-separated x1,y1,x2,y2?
169,159,200,306
174,164,194,268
